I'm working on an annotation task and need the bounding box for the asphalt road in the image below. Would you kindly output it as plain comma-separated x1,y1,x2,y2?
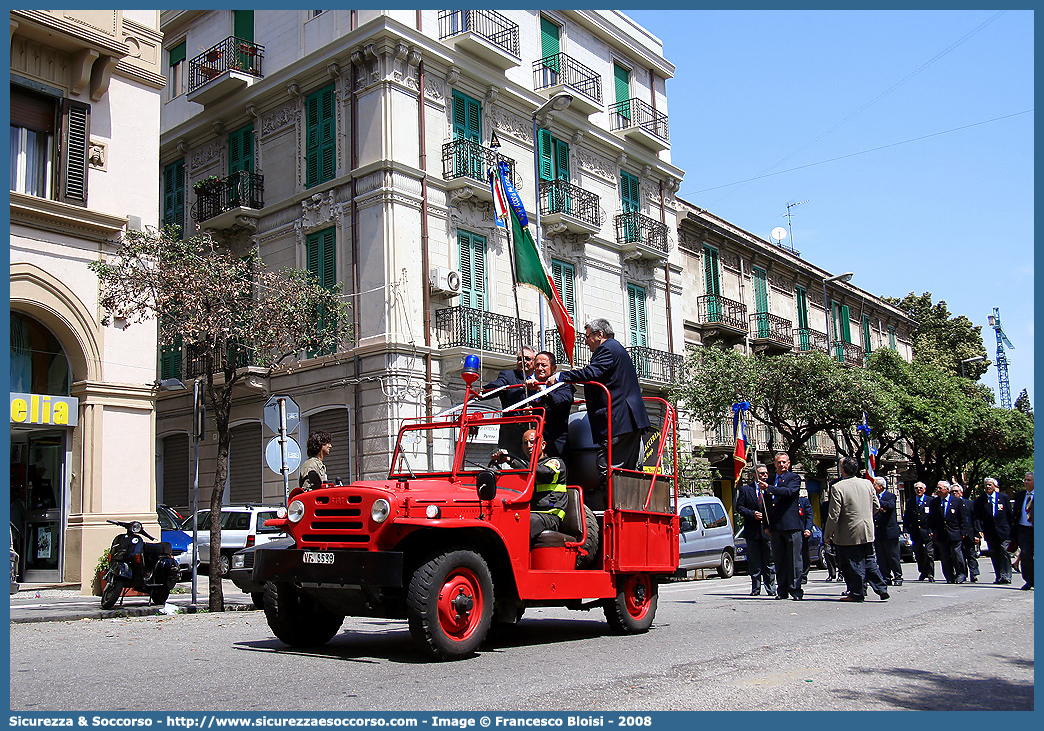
9,569,1033,712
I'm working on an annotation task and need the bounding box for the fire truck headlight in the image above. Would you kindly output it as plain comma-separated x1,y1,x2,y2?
425,504,440,519
371,499,391,524
287,500,305,523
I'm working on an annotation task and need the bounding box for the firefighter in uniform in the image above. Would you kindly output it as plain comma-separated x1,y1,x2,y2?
491,428,568,541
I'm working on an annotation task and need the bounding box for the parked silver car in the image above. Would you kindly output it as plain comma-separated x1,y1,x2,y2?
675,495,736,578
182,504,286,576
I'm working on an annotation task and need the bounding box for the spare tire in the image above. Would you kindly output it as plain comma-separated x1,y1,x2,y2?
577,505,601,569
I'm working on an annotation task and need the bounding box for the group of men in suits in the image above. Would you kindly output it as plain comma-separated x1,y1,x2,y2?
902,474,1033,590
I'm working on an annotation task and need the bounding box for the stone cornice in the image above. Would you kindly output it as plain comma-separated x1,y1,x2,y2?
70,380,159,408
11,10,129,59
10,192,127,241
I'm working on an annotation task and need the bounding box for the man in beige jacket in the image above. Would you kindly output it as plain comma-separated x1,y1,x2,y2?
824,456,890,602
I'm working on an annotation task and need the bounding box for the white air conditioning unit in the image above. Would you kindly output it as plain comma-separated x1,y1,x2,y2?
429,267,461,296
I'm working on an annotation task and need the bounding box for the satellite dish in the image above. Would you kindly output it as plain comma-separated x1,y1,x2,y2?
771,227,788,242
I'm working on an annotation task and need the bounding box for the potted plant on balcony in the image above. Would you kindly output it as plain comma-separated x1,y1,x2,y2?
205,48,223,63
193,175,221,194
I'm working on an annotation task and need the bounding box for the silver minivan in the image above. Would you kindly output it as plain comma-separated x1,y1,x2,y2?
675,495,736,578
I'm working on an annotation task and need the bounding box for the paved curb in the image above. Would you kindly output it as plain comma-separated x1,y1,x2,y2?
10,601,257,624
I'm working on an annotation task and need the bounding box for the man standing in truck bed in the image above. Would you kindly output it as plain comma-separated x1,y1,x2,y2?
547,318,649,491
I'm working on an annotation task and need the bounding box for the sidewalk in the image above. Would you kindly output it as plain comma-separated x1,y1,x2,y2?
8,577,256,624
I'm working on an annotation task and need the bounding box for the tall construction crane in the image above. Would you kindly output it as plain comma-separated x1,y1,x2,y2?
988,307,1014,409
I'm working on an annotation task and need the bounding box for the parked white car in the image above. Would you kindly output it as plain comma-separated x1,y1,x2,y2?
182,504,285,576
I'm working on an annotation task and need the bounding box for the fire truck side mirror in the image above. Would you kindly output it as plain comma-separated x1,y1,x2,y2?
476,470,497,501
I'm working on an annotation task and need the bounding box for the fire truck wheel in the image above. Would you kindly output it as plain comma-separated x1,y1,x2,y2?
263,581,344,647
577,505,600,569
604,573,657,635
407,549,494,660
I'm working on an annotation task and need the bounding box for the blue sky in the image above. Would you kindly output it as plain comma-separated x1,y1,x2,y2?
626,9,1034,406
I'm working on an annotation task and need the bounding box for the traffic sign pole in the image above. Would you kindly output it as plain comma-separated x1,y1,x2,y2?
279,398,290,504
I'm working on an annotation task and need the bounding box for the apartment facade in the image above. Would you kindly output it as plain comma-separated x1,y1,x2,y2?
9,10,165,586
674,198,916,521
155,10,685,509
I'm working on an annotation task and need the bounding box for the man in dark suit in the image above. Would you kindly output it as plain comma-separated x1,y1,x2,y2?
765,452,804,601
904,481,935,582
526,350,574,458
482,347,535,450
873,476,903,585
736,464,776,596
951,483,980,583
973,477,1012,584
930,481,969,584
1009,472,1034,590
548,318,650,494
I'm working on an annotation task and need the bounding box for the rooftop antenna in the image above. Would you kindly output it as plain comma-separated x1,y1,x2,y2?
773,200,805,255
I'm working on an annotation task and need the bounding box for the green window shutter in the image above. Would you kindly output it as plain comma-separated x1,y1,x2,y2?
458,230,487,311
233,10,254,43
228,124,254,175
537,128,554,182
888,326,897,351
620,171,640,212
160,333,183,381
752,267,769,338
841,304,851,343
306,85,335,187
627,284,648,347
614,63,631,120
795,286,809,329
551,259,576,319
862,314,873,355
451,91,481,143
540,16,560,60
554,137,569,181
163,159,185,233
169,41,186,67
306,227,336,288
703,246,720,296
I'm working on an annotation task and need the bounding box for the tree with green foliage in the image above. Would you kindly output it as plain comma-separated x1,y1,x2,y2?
673,346,897,472
884,292,989,379
90,227,353,611
1015,389,1033,423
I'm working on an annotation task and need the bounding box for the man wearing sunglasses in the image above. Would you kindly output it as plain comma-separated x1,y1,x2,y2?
482,347,536,450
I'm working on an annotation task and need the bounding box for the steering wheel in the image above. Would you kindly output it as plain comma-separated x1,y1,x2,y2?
487,451,517,469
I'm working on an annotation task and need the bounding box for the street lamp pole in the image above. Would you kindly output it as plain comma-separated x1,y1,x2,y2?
531,93,572,351
960,355,986,378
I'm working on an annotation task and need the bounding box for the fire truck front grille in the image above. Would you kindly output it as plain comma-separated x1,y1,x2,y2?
309,521,364,530
314,508,361,517
301,534,370,544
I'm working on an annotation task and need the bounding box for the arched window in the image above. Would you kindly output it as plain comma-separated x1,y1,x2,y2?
10,311,70,395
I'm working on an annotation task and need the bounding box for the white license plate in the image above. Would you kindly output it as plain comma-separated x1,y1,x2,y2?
302,552,334,565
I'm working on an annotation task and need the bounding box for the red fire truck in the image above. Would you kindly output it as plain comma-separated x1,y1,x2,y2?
254,355,679,660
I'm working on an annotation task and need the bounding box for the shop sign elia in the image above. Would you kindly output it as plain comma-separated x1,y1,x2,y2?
10,393,79,427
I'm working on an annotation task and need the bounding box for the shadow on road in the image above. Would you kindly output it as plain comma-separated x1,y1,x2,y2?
839,664,1034,710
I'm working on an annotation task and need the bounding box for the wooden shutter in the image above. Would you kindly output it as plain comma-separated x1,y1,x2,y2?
752,267,769,338
551,259,576,319
888,326,897,350
628,284,648,347
554,137,569,181
233,9,254,43
451,91,481,143
306,409,350,484
228,422,263,504
169,41,186,67
160,332,183,380
621,171,640,212
228,124,254,174
163,159,185,233
60,99,90,205
614,62,631,120
703,246,720,296
161,433,190,511
11,86,57,133
458,231,486,310
862,314,873,355
540,16,560,59
841,304,852,343
307,227,336,288
306,85,335,187
795,287,809,329
537,129,554,182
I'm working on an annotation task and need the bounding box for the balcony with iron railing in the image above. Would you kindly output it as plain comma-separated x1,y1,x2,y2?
191,170,264,232
442,139,516,204
533,53,603,116
184,340,256,379
438,10,520,69
436,306,533,357
614,210,670,259
187,36,264,106
609,97,670,151
695,295,748,339
795,327,829,354
543,328,591,371
831,340,865,367
539,179,600,235
807,431,837,457
749,312,793,352
628,346,683,385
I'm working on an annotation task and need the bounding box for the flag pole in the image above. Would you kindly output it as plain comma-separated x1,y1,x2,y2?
489,138,525,357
